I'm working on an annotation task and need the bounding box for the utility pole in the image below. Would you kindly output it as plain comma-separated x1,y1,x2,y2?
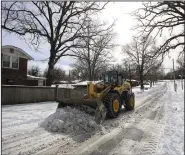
172,59,176,92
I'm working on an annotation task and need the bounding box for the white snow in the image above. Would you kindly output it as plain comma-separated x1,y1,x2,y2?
2,80,184,155
72,80,103,86
126,79,137,81
51,84,74,89
59,80,68,84
27,74,46,80
132,82,162,94
72,80,82,83
39,106,105,135
157,80,184,155
2,102,58,137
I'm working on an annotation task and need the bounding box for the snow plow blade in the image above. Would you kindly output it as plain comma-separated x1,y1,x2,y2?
57,98,107,124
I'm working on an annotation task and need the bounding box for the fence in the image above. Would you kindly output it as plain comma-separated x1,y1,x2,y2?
2,85,86,105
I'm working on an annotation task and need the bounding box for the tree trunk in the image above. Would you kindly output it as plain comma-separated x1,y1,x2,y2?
46,49,55,86
88,70,92,81
46,62,54,86
150,80,152,88
140,73,144,90
92,68,95,81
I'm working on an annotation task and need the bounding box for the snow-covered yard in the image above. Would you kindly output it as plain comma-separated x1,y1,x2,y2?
2,80,184,155
157,81,184,155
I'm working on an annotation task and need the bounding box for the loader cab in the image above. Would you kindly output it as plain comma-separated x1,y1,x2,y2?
103,71,123,86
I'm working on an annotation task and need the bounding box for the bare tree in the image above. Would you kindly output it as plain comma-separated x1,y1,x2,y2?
122,36,162,89
121,59,138,80
133,2,185,57
71,19,116,81
145,64,164,87
2,2,107,85
27,65,41,77
108,63,128,79
43,67,66,84
71,58,110,81
70,69,80,81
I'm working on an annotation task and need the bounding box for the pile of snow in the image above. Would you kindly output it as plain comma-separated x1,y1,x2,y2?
40,106,106,135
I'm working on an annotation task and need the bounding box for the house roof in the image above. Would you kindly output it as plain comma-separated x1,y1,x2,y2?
51,84,74,89
2,45,33,60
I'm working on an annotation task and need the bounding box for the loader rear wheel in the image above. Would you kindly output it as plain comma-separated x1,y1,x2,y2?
104,93,121,118
124,93,135,111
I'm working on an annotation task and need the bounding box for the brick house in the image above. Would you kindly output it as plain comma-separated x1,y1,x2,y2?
2,45,46,86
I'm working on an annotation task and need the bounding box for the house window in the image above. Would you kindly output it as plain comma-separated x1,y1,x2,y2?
2,54,19,69
10,48,14,53
2,55,10,68
12,57,19,69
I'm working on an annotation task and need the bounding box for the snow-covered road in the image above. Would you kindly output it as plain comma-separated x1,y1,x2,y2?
2,81,184,155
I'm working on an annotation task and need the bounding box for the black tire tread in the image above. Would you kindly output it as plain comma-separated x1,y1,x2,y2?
103,93,121,118
124,93,135,111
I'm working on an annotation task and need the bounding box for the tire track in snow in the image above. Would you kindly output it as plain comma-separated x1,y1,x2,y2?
138,122,164,155
18,136,67,155
133,86,167,155
2,128,44,144
2,118,42,128
2,131,68,155
3,132,52,154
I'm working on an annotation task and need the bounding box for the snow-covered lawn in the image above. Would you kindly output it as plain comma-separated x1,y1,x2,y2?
2,80,184,155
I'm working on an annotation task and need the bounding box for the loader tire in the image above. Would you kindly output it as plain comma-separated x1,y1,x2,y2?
104,93,121,118
124,92,135,111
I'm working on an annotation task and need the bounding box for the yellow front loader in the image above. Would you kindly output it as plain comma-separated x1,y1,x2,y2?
57,71,135,124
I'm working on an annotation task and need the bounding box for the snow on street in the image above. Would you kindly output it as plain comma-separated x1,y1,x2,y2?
2,81,184,155
2,102,58,137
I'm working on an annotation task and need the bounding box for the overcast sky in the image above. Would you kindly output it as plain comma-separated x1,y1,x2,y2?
2,2,181,74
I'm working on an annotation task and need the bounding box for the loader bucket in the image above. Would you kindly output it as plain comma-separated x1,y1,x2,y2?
57,98,107,124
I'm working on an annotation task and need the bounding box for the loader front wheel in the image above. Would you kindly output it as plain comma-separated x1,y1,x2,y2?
124,93,135,111
104,93,121,118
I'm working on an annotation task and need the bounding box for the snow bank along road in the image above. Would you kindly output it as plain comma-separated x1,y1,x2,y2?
2,81,184,155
